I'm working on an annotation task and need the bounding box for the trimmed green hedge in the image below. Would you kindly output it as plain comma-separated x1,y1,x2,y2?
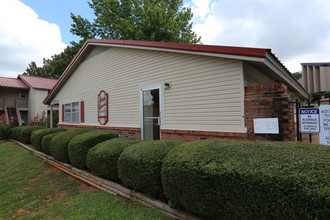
0,125,10,140
86,138,140,181
10,126,27,140
18,126,46,144
68,130,119,169
161,140,330,219
118,140,183,200
31,128,67,151
41,131,66,155
50,128,95,163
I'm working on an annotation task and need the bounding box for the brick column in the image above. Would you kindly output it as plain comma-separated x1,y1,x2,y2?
245,83,295,141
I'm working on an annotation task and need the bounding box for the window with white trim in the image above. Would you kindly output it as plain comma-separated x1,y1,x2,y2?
64,102,80,123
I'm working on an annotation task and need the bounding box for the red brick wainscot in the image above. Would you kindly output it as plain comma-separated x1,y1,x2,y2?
57,124,141,139
244,83,296,142
161,129,247,141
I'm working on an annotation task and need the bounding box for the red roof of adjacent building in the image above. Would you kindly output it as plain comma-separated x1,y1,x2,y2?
18,75,58,90
0,75,58,90
0,77,29,89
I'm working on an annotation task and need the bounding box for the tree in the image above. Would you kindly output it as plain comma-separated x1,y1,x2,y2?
24,0,200,79
24,41,83,79
292,71,302,80
71,0,200,43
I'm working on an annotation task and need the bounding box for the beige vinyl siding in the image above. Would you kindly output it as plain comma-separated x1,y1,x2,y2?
54,46,245,132
243,63,275,86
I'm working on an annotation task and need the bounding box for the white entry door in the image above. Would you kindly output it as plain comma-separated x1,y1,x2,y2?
141,86,162,140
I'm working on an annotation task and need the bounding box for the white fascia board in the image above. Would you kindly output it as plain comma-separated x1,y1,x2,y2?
264,52,309,99
88,43,265,62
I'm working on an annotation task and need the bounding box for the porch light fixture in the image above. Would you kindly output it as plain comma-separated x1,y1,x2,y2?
164,80,171,90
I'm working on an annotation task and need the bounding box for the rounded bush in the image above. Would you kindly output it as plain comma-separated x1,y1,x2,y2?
0,126,10,140
86,138,140,181
10,126,27,140
18,126,46,144
41,131,66,155
68,130,119,169
161,140,330,219
50,128,94,163
31,128,66,151
118,140,183,200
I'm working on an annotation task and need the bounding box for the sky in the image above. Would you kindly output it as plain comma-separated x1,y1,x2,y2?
0,0,330,78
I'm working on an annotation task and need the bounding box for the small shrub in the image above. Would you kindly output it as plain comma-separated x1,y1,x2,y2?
86,138,140,181
161,140,330,219
31,128,66,151
41,131,66,155
68,130,118,169
10,126,26,140
0,114,14,140
18,126,46,144
118,140,183,200
50,128,94,163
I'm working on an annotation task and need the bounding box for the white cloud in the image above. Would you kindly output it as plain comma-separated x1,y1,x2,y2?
188,0,330,72
0,0,66,78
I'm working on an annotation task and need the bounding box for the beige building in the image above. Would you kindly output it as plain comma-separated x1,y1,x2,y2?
44,39,309,141
0,75,57,125
299,62,330,93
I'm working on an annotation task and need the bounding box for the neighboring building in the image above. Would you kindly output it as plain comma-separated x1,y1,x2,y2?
44,39,309,142
298,62,330,93
0,75,57,125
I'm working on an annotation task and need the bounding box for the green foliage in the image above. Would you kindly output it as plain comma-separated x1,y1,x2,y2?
162,140,330,219
292,71,302,80
0,126,10,140
41,131,66,155
18,126,46,144
324,91,330,98
9,126,26,140
31,128,67,151
118,140,183,200
0,114,14,140
23,41,83,79
68,130,119,169
311,92,322,100
86,138,140,181
71,0,200,43
50,128,95,163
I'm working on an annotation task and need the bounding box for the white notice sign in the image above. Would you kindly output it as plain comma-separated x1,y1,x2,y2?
253,118,279,134
299,108,320,133
319,105,330,145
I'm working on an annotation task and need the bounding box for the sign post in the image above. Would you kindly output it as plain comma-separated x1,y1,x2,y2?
319,105,330,145
299,108,320,133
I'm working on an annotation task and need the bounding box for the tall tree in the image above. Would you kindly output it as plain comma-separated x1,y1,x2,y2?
24,0,200,78
24,41,83,79
71,0,200,43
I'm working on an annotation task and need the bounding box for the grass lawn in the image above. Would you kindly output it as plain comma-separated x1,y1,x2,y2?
0,141,172,220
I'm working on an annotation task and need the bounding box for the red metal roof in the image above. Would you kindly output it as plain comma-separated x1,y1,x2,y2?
86,39,269,58
18,75,58,90
0,77,29,89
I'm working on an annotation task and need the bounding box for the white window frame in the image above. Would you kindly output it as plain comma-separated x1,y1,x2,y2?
64,102,80,124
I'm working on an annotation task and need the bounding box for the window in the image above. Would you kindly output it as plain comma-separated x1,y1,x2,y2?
64,102,80,123
20,93,27,99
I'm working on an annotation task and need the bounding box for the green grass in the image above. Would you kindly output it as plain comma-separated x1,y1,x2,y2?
0,141,171,220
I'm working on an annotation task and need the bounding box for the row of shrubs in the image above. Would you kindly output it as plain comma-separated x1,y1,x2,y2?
6,126,330,219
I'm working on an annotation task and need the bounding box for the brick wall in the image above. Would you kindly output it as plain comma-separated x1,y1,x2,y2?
57,124,141,139
161,129,247,141
244,83,296,141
